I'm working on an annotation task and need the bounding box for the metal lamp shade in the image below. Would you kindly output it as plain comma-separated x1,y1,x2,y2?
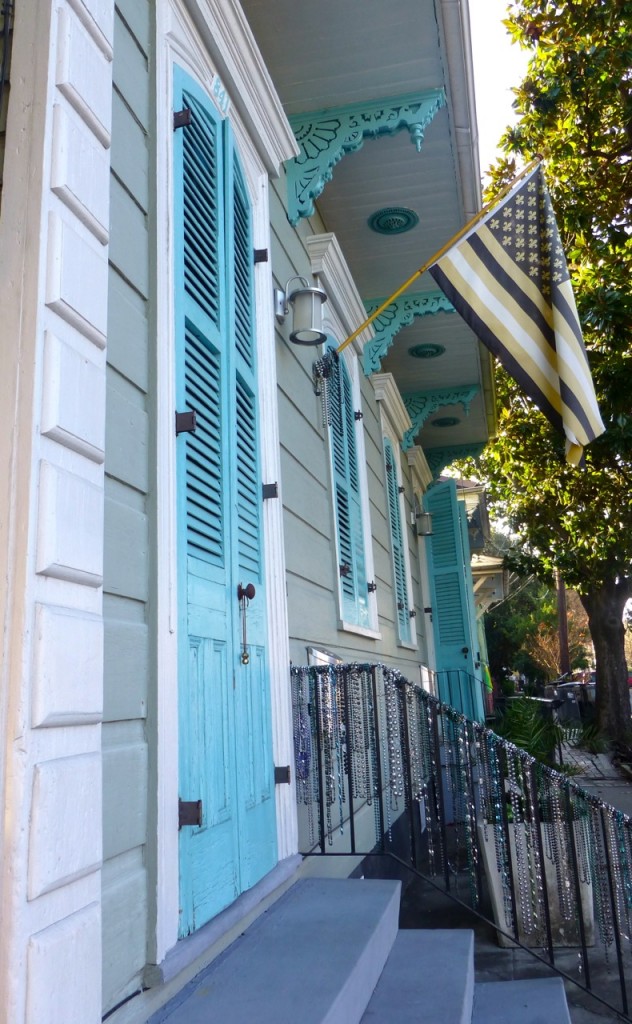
288,285,327,346
416,511,433,536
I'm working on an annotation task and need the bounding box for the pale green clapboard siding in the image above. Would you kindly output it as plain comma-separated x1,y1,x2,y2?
107,271,149,391
109,178,150,295
103,621,149,722
280,449,330,539
102,1,152,1014
111,91,149,210
112,11,150,128
271,176,427,675
106,368,150,492
117,0,151,51
102,722,149,861
101,855,148,998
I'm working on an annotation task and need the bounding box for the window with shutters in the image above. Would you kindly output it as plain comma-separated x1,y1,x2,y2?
383,436,415,647
328,351,376,633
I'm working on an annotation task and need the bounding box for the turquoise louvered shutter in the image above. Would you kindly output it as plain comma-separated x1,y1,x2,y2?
177,81,226,578
174,69,276,934
424,479,482,718
184,325,223,565
383,437,411,644
230,151,261,580
181,90,223,333
329,356,368,627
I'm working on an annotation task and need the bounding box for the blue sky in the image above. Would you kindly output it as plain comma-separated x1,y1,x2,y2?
469,0,530,176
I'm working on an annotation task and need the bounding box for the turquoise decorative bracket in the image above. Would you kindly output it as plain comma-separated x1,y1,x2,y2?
425,443,486,479
286,90,446,225
401,386,480,450
362,290,455,375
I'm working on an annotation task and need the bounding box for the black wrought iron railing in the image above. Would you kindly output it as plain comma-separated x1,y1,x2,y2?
291,662,632,1022
429,666,489,723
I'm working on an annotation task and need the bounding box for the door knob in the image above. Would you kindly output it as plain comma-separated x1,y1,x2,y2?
238,583,256,664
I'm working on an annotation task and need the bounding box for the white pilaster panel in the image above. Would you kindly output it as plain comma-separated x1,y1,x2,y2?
41,332,106,462
0,0,113,1018
32,604,103,728
46,213,108,348
67,0,114,57
247,169,297,859
28,754,101,899
36,460,104,587
56,6,112,147
26,904,101,1024
51,104,110,244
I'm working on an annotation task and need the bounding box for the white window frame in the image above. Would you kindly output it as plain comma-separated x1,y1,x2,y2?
306,233,379,638
373,374,417,651
326,343,379,636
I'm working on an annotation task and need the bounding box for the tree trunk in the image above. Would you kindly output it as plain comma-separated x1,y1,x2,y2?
579,579,632,748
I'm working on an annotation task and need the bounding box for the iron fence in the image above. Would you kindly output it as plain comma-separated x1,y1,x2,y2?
428,666,489,723
291,662,632,1021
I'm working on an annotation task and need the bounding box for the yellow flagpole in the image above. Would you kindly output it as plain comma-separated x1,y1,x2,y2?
337,156,542,355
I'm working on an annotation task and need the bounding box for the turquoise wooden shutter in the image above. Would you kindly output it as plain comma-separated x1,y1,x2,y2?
383,437,411,643
230,151,261,580
175,70,277,931
329,356,368,626
184,325,223,564
177,79,226,577
424,479,483,719
181,91,222,333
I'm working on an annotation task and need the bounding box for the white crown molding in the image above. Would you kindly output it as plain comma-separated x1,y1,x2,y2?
405,445,433,492
371,373,412,441
180,0,299,175
305,233,374,353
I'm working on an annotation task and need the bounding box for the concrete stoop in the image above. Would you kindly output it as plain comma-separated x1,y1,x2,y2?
148,879,572,1024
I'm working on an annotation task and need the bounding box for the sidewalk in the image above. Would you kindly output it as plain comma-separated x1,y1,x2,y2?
562,743,632,819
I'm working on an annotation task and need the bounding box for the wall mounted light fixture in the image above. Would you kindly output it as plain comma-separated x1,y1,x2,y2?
275,276,328,346
415,511,433,536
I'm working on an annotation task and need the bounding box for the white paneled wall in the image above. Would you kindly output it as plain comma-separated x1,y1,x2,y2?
0,0,114,1020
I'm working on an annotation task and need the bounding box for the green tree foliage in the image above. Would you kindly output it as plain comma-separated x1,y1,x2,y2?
485,574,589,684
485,576,548,686
464,0,632,744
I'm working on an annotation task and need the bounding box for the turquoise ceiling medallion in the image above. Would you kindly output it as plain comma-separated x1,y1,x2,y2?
401,385,479,450
408,343,445,360
286,90,446,225
432,416,460,427
362,290,454,375
368,207,419,235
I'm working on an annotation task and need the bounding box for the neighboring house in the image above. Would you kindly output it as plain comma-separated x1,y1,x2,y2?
0,1,496,1021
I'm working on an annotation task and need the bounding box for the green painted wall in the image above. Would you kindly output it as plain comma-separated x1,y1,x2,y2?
270,176,427,677
102,0,152,1013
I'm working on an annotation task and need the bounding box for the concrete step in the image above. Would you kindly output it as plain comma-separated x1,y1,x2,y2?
360,929,475,1024
148,877,401,1024
472,978,572,1024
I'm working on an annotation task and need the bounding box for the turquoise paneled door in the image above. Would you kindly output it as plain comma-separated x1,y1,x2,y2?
173,68,277,936
424,479,484,721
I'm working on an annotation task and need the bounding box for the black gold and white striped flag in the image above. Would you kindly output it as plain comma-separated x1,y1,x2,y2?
429,165,605,465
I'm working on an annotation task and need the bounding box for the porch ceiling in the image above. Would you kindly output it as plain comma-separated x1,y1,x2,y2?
241,0,495,451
